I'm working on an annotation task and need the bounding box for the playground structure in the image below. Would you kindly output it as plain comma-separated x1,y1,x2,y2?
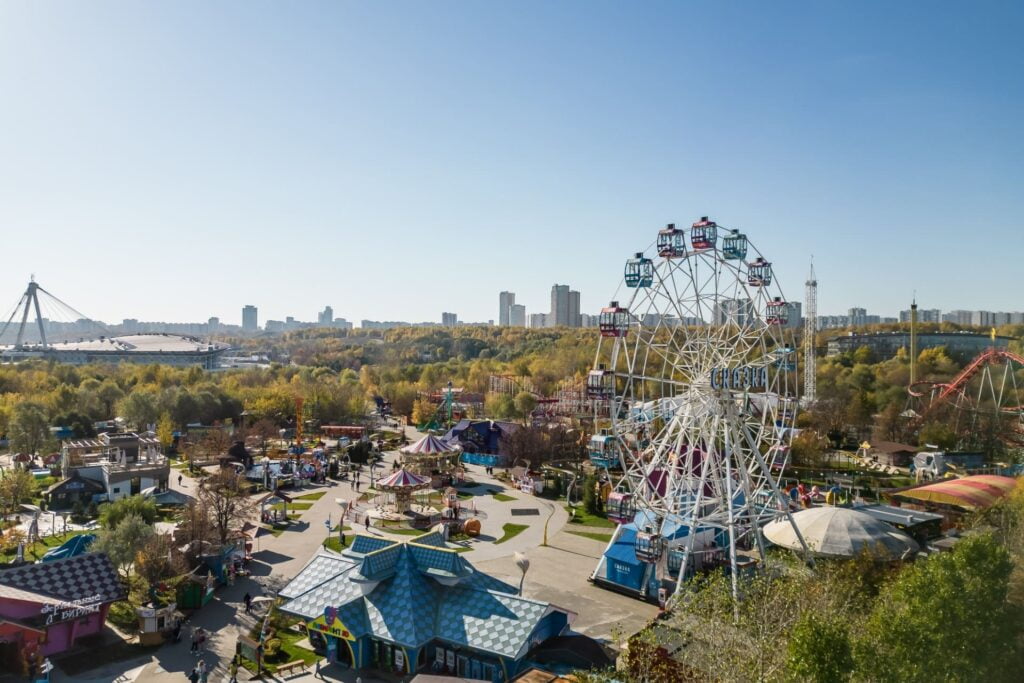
587,216,809,603
908,347,1024,457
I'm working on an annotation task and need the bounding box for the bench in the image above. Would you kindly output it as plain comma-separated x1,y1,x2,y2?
276,660,307,677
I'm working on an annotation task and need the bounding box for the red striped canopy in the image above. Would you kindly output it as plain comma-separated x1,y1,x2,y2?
891,475,1018,510
376,468,431,491
400,434,458,455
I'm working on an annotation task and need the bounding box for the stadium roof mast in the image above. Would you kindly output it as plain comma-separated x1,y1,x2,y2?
803,259,817,404
0,278,107,348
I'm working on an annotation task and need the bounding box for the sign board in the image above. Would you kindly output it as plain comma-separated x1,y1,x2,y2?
395,649,405,670
40,594,103,626
710,366,768,391
308,611,356,642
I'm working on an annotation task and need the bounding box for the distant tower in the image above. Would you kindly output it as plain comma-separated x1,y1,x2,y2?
910,297,918,385
803,261,817,403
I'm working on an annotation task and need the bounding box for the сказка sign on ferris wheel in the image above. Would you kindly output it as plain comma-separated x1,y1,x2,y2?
587,217,810,602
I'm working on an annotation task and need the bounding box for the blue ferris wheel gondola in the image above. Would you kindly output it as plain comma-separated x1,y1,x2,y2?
624,253,654,288
722,229,748,260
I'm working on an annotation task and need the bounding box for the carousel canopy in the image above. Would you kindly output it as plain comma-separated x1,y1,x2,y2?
377,468,431,491
401,434,458,455
764,506,919,559
887,475,1017,511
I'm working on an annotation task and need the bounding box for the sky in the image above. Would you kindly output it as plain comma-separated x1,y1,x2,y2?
0,1,1022,327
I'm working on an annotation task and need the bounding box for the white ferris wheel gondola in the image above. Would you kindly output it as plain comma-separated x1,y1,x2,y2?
590,215,811,602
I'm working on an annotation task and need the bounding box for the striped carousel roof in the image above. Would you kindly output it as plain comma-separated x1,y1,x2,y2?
889,475,1018,511
376,468,431,490
401,434,458,455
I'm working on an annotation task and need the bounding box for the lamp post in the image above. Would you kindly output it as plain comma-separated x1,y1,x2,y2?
514,552,530,596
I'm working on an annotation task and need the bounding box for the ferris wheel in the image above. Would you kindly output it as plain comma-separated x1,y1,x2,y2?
588,217,810,598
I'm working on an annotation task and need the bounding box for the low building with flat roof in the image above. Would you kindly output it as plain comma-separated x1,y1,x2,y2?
826,331,1010,361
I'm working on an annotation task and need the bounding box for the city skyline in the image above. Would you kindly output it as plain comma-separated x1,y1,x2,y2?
1,3,1022,324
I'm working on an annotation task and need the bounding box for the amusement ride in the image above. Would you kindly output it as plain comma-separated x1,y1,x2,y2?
587,217,810,602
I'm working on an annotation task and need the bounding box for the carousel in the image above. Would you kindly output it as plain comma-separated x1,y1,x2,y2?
399,434,462,486
373,468,432,519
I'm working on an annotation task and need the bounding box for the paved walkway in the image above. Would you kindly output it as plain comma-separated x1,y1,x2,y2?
52,426,574,682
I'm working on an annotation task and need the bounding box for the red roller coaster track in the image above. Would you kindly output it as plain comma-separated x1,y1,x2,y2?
909,347,1024,419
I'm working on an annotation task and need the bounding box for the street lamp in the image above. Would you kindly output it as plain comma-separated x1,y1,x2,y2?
514,552,530,596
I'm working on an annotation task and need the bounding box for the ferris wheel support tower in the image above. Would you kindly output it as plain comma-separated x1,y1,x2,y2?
803,261,817,403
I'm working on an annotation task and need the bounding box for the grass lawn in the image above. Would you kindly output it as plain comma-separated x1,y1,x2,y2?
0,530,91,563
563,505,617,529
322,526,353,552
492,493,517,502
452,546,473,553
241,621,318,675
381,527,428,536
494,523,529,545
566,529,614,544
295,491,327,501
271,501,314,511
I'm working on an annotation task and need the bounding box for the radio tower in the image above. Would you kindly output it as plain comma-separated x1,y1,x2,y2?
803,260,817,404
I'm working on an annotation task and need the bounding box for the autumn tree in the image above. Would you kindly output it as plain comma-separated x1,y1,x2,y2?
0,469,35,517
197,469,258,545
94,514,155,579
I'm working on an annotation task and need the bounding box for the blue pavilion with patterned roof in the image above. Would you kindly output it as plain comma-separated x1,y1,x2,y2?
278,532,573,681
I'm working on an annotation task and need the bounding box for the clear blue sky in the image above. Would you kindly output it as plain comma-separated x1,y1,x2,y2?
1,2,1021,326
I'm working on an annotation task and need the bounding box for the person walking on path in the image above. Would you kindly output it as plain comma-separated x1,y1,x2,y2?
188,667,199,683
197,660,207,683
229,656,239,683
365,514,371,531
243,592,252,614
178,473,183,487
314,658,322,678
189,627,198,654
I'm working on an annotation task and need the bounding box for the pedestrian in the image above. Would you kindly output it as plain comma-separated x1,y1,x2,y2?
228,657,239,683
315,658,322,678
197,660,207,683
340,529,347,547
178,473,183,487
188,667,200,683
189,627,197,654
365,514,370,531
243,592,252,614
172,620,182,643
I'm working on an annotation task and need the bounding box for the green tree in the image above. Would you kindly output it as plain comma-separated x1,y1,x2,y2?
9,401,51,455
98,494,158,529
918,421,957,450
119,390,160,430
96,379,125,417
583,473,602,516
93,513,155,579
513,391,538,424
854,533,1018,682
786,612,853,682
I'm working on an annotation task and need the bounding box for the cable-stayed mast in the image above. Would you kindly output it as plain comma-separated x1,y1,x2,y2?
0,278,108,347
803,260,817,403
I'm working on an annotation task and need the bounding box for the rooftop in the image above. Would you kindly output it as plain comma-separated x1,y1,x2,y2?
279,533,570,659
3,333,229,354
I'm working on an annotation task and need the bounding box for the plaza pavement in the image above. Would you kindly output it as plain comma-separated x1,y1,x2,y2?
42,425,622,682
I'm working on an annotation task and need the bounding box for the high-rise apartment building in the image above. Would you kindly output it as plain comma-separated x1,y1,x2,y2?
900,308,941,323
499,292,516,326
242,305,258,332
529,313,549,329
713,299,754,327
509,304,526,327
848,307,868,327
550,284,581,327
318,306,334,326
442,312,458,327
